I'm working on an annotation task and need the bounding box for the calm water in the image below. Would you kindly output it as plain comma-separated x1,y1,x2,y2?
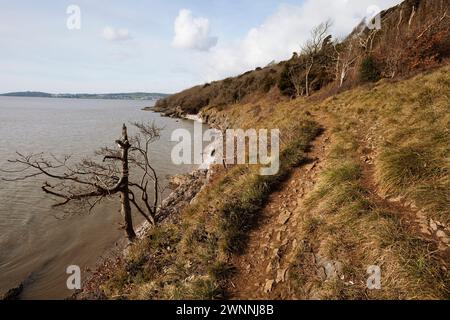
0,97,200,299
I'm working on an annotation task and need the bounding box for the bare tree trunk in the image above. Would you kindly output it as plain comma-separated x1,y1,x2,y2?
119,124,136,241
305,62,313,97
340,69,345,87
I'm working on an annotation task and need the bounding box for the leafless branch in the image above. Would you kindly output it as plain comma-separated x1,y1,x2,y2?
1,122,164,241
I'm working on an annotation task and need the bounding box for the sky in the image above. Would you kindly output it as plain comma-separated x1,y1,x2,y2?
0,0,403,94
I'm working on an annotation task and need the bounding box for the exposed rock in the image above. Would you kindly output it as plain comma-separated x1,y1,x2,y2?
1,283,23,300
278,211,292,225
264,280,274,293
157,170,207,222
388,196,403,203
272,248,280,260
137,170,208,236
169,174,190,188
436,230,446,239
416,210,427,220
276,268,288,283
292,239,298,250
304,162,317,172
276,232,282,242
436,220,446,228
275,226,288,233
430,219,438,231
317,266,327,281
420,226,432,236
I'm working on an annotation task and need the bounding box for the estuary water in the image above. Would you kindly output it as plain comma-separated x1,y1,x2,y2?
0,96,200,299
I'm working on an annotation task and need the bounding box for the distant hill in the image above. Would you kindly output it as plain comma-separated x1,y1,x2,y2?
0,91,170,101
2,91,53,98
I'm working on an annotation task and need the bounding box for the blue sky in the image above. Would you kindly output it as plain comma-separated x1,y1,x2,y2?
0,0,402,94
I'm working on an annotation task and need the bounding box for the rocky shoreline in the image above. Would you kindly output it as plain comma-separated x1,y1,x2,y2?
73,168,211,299
2,163,211,301
136,169,209,237
1,109,229,300
72,111,224,300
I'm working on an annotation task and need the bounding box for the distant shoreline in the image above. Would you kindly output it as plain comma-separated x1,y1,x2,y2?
0,91,170,101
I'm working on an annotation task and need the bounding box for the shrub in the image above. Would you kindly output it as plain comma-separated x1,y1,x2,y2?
359,56,381,82
261,75,276,93
278,64,296,97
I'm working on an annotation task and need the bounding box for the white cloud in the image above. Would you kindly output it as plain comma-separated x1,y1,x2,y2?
102,26,132,41
172,9,218,51
204,0,402,80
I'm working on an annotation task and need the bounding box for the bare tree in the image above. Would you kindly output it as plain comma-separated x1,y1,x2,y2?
288,62,305,97
1,123,162,241
301,20,332,96
332,38,358,87
416,8,448,40
357,28,378,54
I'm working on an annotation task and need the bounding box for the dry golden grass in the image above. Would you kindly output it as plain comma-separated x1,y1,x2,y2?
288,64,450,299
99,64,449,300
323,66,450,225
290,128,448,299
99,101,321,300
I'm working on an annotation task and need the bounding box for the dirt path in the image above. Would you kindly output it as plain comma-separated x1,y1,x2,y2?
228,116,332,299
359,149,450,263
227,112,449,299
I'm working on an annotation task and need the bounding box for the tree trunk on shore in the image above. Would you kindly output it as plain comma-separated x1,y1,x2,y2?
2,122,162,241
118,124,136,241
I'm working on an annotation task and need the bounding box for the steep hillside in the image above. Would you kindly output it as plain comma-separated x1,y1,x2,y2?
155,0,449,117
80,64,449,300
230,65,450,299
154,63,283,116
78,0,449,300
